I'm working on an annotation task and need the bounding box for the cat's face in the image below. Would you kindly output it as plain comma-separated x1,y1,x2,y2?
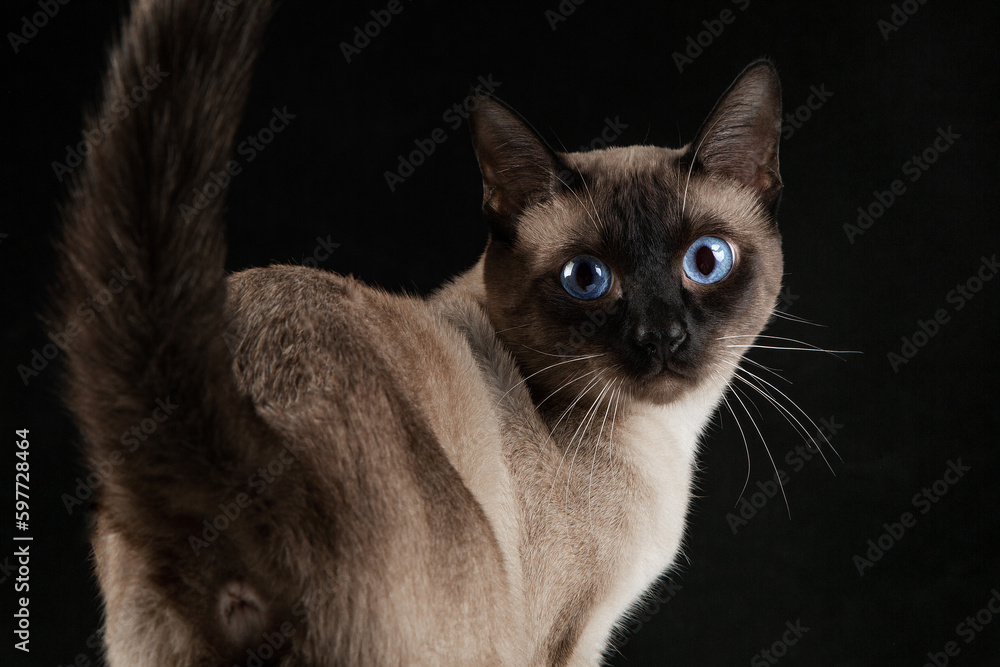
471,62,784,407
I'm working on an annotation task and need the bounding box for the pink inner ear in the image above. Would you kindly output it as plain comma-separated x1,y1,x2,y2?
218,580,267,646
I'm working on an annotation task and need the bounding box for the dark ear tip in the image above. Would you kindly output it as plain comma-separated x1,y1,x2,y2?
745,57,778,71
467,92,513,135
467,89,501,110
739,58,782,94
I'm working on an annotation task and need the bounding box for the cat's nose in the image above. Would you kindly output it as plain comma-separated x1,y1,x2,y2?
638,321,688,362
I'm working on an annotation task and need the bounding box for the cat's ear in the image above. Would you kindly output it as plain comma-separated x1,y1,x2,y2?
686,59,783,211
468,95,565,241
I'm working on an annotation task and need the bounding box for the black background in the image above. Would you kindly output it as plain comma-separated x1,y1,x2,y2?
2,1,998,665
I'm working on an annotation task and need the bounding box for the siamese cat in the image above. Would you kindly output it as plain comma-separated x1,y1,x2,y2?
54,0,786,664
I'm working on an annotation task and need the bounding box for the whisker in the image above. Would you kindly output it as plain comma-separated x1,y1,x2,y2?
721,350,791,385
724,344,860,358
770,310,826,327
547,374,606,501
731,372,827,470
525,157,605,234
564,377,616,505
497,354,603,406
495,323,530,334
718,334,842,348
720,334,861,359
551,132,570,153
607,384,621,470
714,372,752,503
576,168,609,234
731,365,842,469
589,382,620,522
718,353,842,473
519,343,606,360
681,115,724,218
728,383,791,518
537,367,603,411
548,373,604,442
718,358,816,440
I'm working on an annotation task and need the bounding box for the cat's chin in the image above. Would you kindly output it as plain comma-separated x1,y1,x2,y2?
631,368,700,405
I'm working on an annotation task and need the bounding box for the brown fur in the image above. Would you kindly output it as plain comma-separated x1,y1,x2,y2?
53,1,785,664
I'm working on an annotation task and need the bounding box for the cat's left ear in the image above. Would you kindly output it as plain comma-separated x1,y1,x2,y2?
468,94,566,242
686,59,783,212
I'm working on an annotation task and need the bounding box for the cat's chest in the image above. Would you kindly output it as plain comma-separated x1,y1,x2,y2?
615,402,702,591
572,396,716,662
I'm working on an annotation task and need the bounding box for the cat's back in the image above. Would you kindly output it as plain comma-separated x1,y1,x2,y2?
219,264,528,663
225,265,422,407
224,264,504,445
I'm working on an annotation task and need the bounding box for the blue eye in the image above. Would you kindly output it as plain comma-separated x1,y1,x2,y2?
560,255,613,300
682,236,735,284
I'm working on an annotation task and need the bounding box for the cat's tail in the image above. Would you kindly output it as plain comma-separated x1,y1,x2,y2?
52,0,273,527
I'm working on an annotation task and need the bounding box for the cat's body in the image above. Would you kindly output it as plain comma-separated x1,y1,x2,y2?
56,1,784,665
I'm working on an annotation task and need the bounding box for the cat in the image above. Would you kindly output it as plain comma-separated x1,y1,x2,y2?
53,0,784,664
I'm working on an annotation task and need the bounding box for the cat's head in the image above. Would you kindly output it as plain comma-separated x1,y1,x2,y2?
469,61,785,407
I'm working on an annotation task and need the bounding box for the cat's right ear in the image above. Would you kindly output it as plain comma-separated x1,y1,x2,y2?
686,59,783,213
468,95,565,242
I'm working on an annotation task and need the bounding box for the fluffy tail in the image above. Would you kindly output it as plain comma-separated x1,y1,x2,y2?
52,0,283,657
55,0,272,484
